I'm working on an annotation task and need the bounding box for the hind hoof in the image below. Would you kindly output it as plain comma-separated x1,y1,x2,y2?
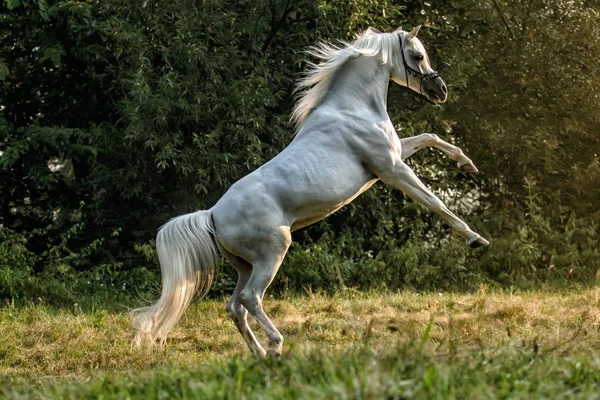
467,236,489,249
266,349,282,358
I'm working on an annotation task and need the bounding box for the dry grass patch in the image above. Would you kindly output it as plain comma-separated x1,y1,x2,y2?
1,287,599,384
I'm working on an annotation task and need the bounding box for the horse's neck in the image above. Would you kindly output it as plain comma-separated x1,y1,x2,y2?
321,55,391,117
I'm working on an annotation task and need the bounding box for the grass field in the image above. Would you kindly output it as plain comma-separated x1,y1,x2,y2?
1,287,599,399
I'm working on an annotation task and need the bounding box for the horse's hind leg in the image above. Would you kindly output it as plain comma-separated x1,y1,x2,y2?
219,247,266,357
239,228,291,358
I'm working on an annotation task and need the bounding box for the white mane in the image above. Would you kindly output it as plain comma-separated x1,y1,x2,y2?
291,27,403,129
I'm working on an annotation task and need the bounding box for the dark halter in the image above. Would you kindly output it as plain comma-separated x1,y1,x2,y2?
398,34,440,103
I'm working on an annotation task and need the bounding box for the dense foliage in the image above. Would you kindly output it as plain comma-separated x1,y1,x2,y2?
1,0,598,305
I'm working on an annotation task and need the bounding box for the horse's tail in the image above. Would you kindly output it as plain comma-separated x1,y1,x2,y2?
131,209,219,346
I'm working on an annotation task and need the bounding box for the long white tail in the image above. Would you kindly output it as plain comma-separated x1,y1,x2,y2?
131,210,219,346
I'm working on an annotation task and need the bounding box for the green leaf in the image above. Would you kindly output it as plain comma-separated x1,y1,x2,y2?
5,0,23,10
0,58,9,80
42,46,65,66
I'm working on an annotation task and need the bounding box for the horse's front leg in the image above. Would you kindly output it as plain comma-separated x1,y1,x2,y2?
400,133,478,172
376,157,489,248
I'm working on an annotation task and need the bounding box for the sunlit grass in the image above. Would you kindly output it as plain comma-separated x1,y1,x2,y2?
1,287,599,397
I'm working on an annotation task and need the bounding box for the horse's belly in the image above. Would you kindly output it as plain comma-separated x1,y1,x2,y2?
289,178,377,231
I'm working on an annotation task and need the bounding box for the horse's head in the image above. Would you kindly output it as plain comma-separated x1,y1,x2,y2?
391,26,448,104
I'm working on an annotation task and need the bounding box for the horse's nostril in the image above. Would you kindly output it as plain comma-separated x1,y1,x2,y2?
441,84,447,94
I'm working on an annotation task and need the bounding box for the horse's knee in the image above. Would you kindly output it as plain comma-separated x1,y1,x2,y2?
430,198,444,213
418,194,444,213
427,133,440,145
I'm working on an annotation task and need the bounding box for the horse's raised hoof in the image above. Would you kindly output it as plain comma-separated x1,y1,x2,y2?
458,161,479,173
467,236,489,249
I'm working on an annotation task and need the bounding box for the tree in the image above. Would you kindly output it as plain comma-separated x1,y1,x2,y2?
0,0,598,303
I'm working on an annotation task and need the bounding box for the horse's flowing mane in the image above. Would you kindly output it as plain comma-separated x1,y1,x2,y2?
291,27,403,129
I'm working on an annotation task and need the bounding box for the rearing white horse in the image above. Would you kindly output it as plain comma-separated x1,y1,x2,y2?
132,26,489,357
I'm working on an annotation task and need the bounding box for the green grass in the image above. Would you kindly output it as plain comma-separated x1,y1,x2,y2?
1,288,600,398
4,345,600,399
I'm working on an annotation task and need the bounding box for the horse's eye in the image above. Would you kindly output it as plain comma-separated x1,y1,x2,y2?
415,55,424,62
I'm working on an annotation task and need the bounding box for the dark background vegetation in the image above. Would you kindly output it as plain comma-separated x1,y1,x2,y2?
1,0,598,306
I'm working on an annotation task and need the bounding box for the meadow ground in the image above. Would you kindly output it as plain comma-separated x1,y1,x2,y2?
1,286,599,399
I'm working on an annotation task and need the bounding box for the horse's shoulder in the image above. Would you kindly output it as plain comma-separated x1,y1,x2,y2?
344,115,396,144
340,117,402,172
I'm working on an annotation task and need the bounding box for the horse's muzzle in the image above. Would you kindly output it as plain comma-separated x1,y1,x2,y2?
423,77,448,104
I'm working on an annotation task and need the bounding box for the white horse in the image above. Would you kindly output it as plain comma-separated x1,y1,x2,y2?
131,26,489,357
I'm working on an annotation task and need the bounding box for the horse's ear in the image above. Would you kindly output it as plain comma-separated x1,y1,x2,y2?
408,25,421,41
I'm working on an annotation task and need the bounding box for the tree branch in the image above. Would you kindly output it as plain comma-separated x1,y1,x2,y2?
261,0,293,54
491,0,514,38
